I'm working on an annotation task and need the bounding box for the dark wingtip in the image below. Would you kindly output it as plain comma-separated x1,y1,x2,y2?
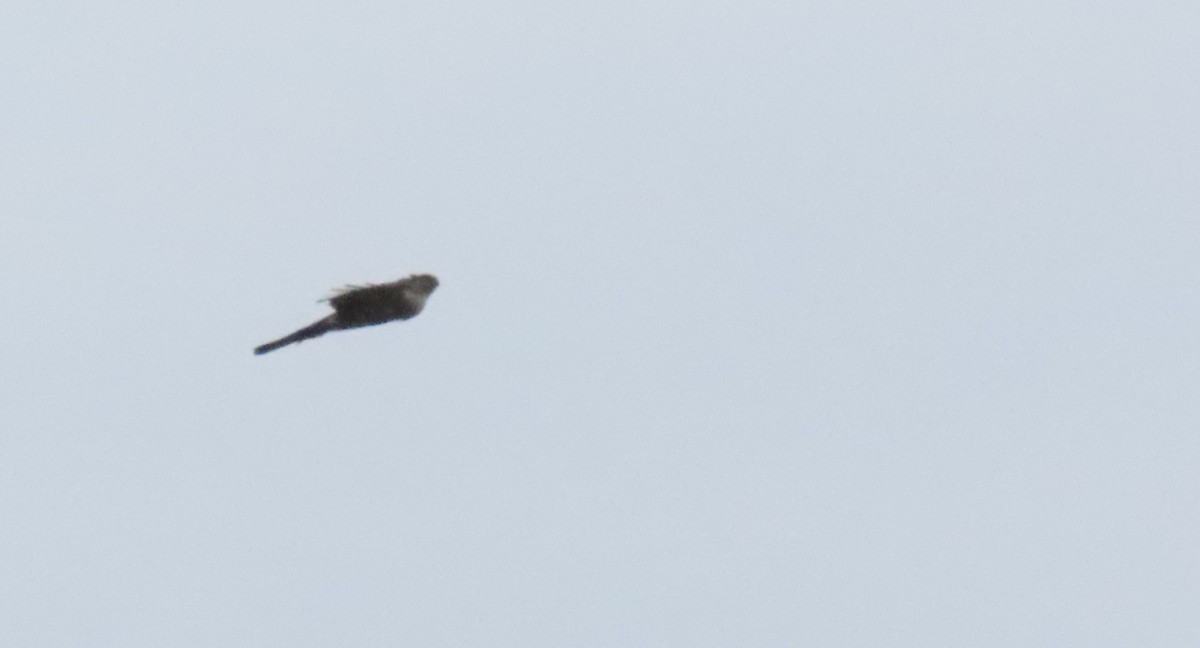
253,342,277,355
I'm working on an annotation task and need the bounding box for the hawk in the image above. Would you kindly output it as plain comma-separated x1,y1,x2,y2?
254,273,439,355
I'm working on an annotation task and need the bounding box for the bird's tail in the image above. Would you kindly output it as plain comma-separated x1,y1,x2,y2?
254,315,336,355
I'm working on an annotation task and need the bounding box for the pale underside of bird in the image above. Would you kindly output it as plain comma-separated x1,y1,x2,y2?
254,273,438,355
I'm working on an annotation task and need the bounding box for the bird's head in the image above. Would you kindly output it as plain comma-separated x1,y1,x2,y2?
408,273,439,295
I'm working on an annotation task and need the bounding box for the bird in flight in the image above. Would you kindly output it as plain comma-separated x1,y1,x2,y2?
254,273,439,355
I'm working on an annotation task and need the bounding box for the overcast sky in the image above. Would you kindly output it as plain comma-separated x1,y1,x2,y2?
2,1,1197,646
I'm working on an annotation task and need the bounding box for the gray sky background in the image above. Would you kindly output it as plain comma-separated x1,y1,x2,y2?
2,1,1197,646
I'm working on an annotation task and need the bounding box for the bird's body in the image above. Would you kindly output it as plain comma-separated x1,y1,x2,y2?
254,273,438,355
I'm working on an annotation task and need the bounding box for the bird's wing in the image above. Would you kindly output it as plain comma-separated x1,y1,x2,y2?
327,282,385,311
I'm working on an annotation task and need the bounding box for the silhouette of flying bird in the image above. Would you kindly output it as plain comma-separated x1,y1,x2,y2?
254,274,438,355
